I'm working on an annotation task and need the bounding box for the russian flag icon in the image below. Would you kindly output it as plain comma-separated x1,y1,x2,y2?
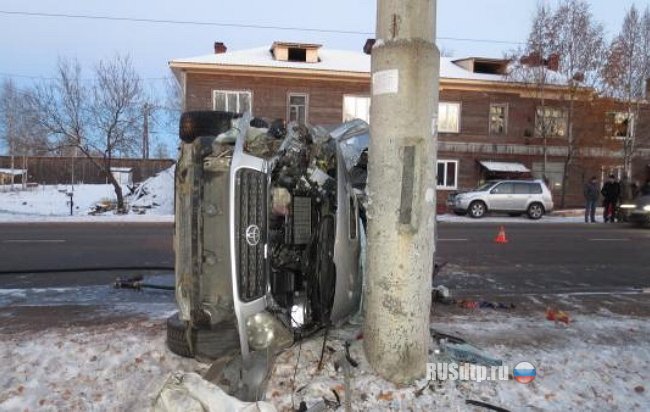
513,361,536,384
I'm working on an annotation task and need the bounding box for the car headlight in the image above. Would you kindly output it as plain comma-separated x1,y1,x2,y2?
620,204,636,209
644,205,650,212
245,312,293,352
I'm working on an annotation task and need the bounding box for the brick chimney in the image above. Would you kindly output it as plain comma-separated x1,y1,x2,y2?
363,38,376,55
214,42,227,54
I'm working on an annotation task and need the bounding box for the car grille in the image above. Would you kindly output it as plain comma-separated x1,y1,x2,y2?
235,168,267,302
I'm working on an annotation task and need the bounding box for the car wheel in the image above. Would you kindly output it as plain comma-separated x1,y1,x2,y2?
166,313,193,358
166,312,240,360
179,111,241,143
527,203,545,220
193,320,240,361
468,201,487,218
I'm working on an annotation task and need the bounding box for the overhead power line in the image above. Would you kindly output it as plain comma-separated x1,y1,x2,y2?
0,9,525,46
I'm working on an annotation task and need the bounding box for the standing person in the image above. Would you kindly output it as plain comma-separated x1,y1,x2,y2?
601,174,620,223
583,176,599,223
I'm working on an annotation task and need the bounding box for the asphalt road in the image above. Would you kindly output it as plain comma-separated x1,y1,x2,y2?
0,222,173,275
435,222,650,295
0,221,648,294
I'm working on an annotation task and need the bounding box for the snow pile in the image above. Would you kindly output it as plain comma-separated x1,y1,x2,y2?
0,184,118,218
0,166,176,221
128,166,175,215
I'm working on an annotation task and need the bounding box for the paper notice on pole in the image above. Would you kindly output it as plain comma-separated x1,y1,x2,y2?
372,69,399,96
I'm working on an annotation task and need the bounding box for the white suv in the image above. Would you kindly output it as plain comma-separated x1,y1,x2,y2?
449,180,554,219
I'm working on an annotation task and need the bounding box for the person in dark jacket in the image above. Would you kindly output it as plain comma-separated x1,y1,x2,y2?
601,174,621,223
583,176,599,223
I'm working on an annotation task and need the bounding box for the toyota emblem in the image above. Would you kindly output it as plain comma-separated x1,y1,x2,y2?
245,225,261,246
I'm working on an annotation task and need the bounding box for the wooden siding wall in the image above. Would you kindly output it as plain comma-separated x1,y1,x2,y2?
185,72,369,125
182,70,650,207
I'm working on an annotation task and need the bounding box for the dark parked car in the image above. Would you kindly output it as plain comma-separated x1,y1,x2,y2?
622,195,650,227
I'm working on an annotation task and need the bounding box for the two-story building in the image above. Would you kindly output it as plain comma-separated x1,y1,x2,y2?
169,41,650,208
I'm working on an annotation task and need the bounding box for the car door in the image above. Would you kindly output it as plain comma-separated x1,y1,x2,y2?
489,182,514,211
512,182,532,211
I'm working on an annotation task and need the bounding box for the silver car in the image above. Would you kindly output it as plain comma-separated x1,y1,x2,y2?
449,180,554,219
168,112,367,366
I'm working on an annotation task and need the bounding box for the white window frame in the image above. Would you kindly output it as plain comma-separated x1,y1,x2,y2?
287,93,309,124
535,106,567,138
212,90,252,113
437,159,459,190
438,102,461,134
489,103,508,135
606,111,635,140
342,94,371,123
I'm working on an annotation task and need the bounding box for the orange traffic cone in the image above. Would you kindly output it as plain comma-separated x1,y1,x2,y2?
494,226,508,244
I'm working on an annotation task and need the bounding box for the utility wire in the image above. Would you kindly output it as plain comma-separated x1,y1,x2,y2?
0,9,526,46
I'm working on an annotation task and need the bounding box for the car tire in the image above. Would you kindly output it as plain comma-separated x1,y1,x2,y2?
166,313,240,360
193,320,240,361
166,313,193,358
468,201,487,219
527,203,545,220
179,111,240,143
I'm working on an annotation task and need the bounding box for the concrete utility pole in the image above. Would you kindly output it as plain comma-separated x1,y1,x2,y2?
364,0,439,383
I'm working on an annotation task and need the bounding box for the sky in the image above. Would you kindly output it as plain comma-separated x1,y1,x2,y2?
0,0,646,149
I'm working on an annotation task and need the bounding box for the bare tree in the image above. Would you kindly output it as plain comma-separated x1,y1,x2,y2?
153,139,170,159
602,5,650,178
30,55,145,210
553,0,606,207
508,2,563,181
1,79,51,189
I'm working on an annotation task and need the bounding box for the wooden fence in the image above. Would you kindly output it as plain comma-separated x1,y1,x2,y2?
0,156,175,185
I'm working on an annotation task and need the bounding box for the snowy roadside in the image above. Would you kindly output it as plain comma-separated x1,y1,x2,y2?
265,311,650,411
2,290,648,411
0,166,175,223
0,316,206,411
0,213,174,223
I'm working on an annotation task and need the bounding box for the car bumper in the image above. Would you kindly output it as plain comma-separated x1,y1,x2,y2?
629,211,650,224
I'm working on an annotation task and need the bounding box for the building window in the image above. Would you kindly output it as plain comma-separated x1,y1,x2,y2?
605,112,634,139
288,93,308,124
535,106,567,137
489,104,508,135
343,95,370,123
532,162,565,189
438,102,461,133
213,90,251,114
437,160,458,190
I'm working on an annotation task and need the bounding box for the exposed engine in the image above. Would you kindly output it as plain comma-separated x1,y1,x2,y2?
245,122,339,332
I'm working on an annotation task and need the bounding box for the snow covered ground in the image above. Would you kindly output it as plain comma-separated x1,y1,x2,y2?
1,278,648,410
0,166,175,222
265,311,650,411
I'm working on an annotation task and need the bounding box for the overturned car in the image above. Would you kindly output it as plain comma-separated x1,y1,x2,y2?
167,111,369,364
